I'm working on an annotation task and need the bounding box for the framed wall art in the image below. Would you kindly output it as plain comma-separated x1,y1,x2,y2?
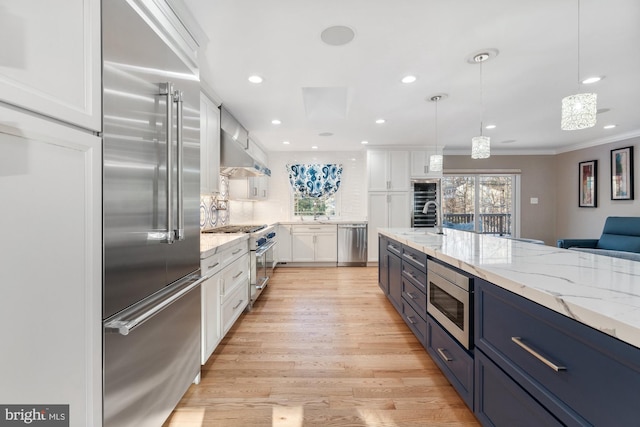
611,146,634,200
579,160,597,207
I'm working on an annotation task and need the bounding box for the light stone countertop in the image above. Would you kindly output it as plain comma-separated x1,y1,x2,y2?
200,233,249,259
379,227,640,349
277,219,368,225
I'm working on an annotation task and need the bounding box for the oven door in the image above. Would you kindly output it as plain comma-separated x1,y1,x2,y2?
427,271,470,349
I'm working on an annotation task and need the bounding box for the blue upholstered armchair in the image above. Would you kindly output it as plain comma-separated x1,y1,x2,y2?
557,217,640,261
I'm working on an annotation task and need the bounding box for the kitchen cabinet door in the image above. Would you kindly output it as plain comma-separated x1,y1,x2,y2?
388,192,411,228
0,0,101,131
367,150,410,191
200,93,220,194
410,149,443,178
248,175,269,200
314,231,338,262
292,233,316,262
276,225,293,263
0,106,102,426
201,272,222,364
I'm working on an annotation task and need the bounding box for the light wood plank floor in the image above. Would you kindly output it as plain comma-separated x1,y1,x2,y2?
164,267,480,427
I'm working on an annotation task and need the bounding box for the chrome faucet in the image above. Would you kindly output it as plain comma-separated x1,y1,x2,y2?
423,200,444,234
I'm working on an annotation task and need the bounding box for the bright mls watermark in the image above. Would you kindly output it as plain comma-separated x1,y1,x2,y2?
0,405,68,426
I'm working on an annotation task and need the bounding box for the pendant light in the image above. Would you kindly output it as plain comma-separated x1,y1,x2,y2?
429,95,444,172
561,0,597,130
471,53,490,159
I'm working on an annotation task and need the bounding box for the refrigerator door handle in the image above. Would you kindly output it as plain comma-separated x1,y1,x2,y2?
160,82,175,244
105,274,204,336
174,89,184,241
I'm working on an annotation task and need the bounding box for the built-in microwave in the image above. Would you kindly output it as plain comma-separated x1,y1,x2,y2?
427,259,473,349
411,179,440,227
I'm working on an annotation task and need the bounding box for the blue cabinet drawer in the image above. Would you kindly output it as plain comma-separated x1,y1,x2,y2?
402,277,426,319
401,245,427,271
401,261,426,294
401,299,427,345
476,279,640,426
426,315,473,409
475,349,562,427
386,238,402,257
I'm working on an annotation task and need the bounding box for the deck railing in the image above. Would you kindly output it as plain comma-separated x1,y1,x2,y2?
443,213,512,236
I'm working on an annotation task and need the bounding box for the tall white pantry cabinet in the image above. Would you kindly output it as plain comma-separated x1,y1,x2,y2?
0,1,102,426
366,150,411,262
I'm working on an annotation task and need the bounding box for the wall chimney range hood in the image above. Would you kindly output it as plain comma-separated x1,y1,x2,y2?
220,107,270,177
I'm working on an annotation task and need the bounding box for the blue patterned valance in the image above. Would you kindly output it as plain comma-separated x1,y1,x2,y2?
287,163,343,198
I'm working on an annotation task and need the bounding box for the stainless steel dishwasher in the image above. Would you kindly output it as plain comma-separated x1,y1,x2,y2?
337,223,368,266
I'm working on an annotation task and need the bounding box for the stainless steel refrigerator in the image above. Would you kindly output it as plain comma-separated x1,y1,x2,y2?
102,1,202,426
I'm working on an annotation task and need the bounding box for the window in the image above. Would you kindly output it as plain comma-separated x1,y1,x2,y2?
293,195,336,217
442,174,517,236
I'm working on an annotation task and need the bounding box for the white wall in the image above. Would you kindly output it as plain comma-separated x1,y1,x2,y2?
555,136,640,240
252,151,367,224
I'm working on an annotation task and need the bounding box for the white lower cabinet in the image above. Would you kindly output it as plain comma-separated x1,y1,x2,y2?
201,273,221,364
276,224,293,263
200,241,249,364
291,225,337,263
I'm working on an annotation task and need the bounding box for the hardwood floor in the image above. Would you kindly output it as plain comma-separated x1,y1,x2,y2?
164,267,480,427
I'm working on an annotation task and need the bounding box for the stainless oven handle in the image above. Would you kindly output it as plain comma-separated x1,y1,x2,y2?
255,240,276,257
511,337,567,372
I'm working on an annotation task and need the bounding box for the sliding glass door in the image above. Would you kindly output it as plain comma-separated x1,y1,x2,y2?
442,174,516,236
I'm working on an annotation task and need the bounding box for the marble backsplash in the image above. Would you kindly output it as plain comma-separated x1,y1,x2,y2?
200,175,229,230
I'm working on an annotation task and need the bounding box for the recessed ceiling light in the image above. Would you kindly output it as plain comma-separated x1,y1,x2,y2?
361,140,369,145
272,119,281,125
319,132,333,137
603,124,617,129
401,75,417,84
485,124,497,130
248,75,263,84
311,146,318,150
282,141,290,145
582,76,602,85
375,119,386,124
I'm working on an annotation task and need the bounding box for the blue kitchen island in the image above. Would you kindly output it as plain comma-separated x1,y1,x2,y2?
378,228,640,427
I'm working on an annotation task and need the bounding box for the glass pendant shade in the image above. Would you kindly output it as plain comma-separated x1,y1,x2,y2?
429,154,443,172
561,93,597,130
471,136,490,159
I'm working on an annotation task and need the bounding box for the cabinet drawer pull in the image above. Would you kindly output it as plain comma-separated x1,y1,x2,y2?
437,347,453,362
232,248,242,255
207,262,220,270
406,292,417,300
511,337,566,372
232,271,244,279
407,315,417,325
233,299,244,310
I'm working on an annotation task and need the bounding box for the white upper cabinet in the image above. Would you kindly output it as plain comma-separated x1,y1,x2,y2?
0,0,101,131
200,93,220,194
367,150,410,191
410,149,444,178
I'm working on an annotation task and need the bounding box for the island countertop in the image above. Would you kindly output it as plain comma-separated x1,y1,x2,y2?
379,227,640,349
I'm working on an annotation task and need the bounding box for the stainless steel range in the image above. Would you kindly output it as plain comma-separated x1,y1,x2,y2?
202,224,277,308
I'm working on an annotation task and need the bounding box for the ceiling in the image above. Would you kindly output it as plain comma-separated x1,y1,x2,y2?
181,0,640,154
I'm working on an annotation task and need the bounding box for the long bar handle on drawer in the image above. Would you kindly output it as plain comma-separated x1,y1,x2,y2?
232,271,244,279
437,348,453,362
511,337,566,372
207,262,220,270
407,316,417,325
406,292,417,300
233,299,244,310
